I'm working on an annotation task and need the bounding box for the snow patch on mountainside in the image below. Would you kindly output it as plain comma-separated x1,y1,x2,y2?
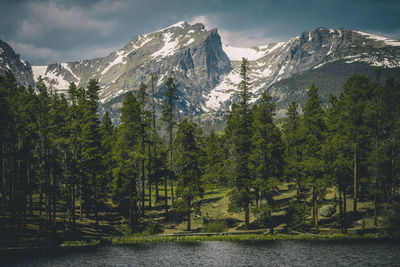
261,42,286,54
152,32,180,59
222,45,265,61
45,69,70,90
32,65,47,81
101,50,127,75
353,31,400,47
204,70,241,110
61,63,80,82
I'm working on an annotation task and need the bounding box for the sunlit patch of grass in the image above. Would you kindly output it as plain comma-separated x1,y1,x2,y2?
111,232,380,244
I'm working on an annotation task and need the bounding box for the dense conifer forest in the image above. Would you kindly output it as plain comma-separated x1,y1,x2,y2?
1,59,400,246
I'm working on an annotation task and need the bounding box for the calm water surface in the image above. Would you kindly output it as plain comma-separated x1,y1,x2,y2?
3,239,400,266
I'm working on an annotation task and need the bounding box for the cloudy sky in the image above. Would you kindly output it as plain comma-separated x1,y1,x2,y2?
1,0,399,65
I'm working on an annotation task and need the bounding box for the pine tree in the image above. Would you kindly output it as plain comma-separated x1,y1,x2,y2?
283,102,303,200
112,92,142,231
201,131,228,187
323,94,352,233
80,79,102,226
226,58,252,228
249,91,284,233
148,73,159,205
341,75,373,211
137,82,150,215
300,84,326,228
161,77,177,215
174,119,203,231
99,112,114,205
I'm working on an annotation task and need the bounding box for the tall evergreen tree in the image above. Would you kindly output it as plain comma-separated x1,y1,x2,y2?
226,58,252,228
249,91,284,233
161,77,177,215
341,75,373,211
300,84,326,228
112,92,141,231
99,112,114,205
174,119,203,231
283,102,304,200
80,79,102,225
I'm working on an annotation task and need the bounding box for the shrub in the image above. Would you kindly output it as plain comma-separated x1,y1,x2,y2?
286,202,310,231
254,205,273,229
381,198,400,238
144,221,163,235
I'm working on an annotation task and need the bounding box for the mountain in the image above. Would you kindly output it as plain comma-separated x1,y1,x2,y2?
2,22,400,124
0,39,34,88
32,21,231,123
209,27,400,118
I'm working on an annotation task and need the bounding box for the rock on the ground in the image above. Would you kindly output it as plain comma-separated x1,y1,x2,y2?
319,205,336,217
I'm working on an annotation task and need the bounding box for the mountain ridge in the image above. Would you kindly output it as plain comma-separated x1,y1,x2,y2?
1,22,400,123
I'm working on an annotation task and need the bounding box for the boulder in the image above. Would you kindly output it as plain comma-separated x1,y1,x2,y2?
319,205,336,217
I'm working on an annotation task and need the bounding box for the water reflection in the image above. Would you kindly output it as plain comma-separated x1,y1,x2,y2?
4,240,400,266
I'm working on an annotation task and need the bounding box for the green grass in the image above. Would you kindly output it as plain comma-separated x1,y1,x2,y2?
111,233,380,244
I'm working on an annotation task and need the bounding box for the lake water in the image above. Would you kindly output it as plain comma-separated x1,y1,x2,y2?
4,239,400,266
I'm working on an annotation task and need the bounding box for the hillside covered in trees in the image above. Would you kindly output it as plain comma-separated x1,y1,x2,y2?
1,59,400,248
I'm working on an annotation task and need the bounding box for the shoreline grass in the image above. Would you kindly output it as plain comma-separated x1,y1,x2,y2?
109,232,381,245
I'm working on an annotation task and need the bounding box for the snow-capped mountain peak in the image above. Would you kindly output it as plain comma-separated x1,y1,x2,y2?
5,23,400,124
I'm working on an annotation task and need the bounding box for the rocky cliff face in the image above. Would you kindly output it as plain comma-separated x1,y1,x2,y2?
31,22,232,122
0,39,34,88
2,22,399,123
204,27,400,119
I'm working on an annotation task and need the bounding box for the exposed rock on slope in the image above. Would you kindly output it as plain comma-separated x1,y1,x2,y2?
0,39,34,88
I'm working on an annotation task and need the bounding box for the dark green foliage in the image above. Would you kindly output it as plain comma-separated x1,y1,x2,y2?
226,58,252,228
161,77,177,212
299,84,326,228
381,197,400,238
112,92,142,231
286,202,310,231
1,68,400,239
144,221,162,235
174,119,203,230
201,131,228,187
254,204,274,230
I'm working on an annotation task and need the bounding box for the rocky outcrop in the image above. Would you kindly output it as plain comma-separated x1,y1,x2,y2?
0,39,34,88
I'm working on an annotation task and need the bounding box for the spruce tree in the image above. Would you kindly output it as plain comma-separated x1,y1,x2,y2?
80,79,102,226
112,92,141,231
300,84,326,228
249,91,284,233
226,58,252,228
161,77,177,215
174,119,203,231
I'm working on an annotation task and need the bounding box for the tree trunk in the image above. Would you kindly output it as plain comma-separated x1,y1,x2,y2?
353,144,357,212
339,185,343,233
343,189,347,234
314,200,318,229
187,200,191,231
141,136,145,215
2,143,6,228
52,166,57,235
79,186,83,221
164,176,168,216
148,144,151,209
129,201,134,233
94,175,98,227
39,179,43,231
72,183,76,231
390,146,395,205
244,203,249,229
169,127,174,205
155,182,159,203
